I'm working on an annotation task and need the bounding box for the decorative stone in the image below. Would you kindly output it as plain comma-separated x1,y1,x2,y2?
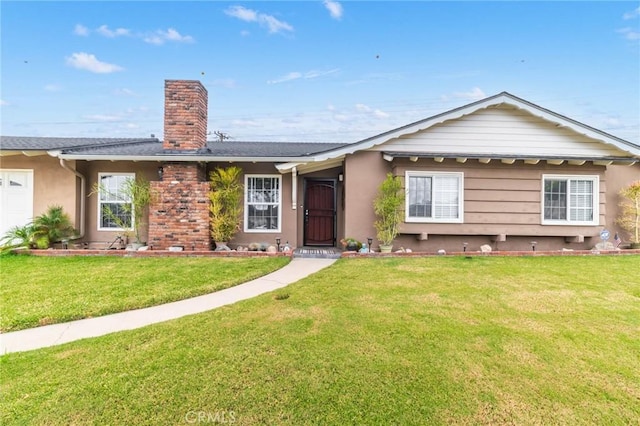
214,243,231,252
480,244,492,253
405,248,412,253
437,249,446,255
266,245,277,253
594,242,616,251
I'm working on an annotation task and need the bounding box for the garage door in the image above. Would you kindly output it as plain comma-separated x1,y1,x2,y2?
0,170,34,237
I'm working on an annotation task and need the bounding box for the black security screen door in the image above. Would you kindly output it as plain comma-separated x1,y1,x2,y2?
304,180,336,246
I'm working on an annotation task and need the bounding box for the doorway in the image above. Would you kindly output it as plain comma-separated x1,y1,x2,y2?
303,179,336,246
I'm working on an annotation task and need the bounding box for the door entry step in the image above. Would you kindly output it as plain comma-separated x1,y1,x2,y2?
293,247,342,259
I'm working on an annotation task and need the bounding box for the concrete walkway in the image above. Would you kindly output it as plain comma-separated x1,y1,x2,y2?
0,258,336,355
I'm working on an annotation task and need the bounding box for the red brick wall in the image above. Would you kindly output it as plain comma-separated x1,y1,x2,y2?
163,80,208,151
148,163,210,250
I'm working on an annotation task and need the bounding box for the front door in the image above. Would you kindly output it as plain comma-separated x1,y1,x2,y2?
304,179,336,246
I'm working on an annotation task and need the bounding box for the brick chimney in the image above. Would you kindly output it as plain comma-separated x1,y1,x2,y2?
148,80,211,250
163,80,208,151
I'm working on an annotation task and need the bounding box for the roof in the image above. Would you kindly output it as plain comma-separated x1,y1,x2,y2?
0,136,159,151
59,140,347,158
2,92,638,166
0,135,347,162
276,91,640,171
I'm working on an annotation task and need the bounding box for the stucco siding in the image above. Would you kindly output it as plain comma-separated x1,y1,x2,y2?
343,151,390,243
605,163,640,244
0,154,77,227
368,106,629,158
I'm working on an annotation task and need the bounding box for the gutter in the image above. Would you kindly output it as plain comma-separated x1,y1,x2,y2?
57,158,86,239
55,153,320,163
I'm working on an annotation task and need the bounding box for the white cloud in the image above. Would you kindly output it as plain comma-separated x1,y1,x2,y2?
623,6,640,20
268,72,302,84
66,52,124,74
84,114,121,122
96,25,130,38
0,99,9,106
324,0,343,20
225,5,293,34
355,103,389,119
74,24,89,36
225,5,258,22
617,27,640,41
44,84,62,92
453,87,486,101
144,28,194,45
373,109,389,119
268,69,339,84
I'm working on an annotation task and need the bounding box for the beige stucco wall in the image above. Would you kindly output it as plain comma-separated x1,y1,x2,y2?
204,162,296,248
0,154,78,227
343,151,391,244
80,161,160,244
605,163,640,244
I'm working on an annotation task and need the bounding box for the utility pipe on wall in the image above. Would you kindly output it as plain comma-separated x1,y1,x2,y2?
58,159,86,239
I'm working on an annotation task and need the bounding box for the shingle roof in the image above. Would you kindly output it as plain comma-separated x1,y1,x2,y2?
0,136,160,151
0,136,348,159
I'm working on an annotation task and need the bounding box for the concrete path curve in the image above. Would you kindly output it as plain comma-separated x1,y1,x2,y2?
0,258,336,354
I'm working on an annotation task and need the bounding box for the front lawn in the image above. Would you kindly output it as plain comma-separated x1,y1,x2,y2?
0,255,290,332
1,256,639,424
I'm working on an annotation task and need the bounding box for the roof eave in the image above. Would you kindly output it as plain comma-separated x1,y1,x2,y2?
53,152,317,163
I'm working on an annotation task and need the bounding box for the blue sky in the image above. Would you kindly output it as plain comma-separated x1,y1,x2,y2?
1,1,639,144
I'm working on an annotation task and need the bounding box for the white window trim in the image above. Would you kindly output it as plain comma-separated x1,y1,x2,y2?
97,172,135,232
244,174,282,233
405,171,464,223
541,174,599,226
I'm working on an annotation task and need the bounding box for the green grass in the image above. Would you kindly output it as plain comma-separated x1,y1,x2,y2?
0,254,290,332
1,256,639,425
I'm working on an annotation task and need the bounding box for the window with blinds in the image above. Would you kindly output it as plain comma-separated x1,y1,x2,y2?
542,175,598,225
406,172,463,223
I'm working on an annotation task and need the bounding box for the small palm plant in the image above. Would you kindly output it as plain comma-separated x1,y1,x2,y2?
32,205,76,248
0,205,76,251
0,224,36,253
209,166,243,246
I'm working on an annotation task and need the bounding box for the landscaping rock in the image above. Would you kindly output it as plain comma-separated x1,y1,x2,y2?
480,244,492,253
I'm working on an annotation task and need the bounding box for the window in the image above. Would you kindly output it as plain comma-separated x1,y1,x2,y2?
245,175,281,232
98,173,134,230
406,172,463,223
542,175,598,225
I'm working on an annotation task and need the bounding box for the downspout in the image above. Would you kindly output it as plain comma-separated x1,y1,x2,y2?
58,159,86,239
291,166,297,210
